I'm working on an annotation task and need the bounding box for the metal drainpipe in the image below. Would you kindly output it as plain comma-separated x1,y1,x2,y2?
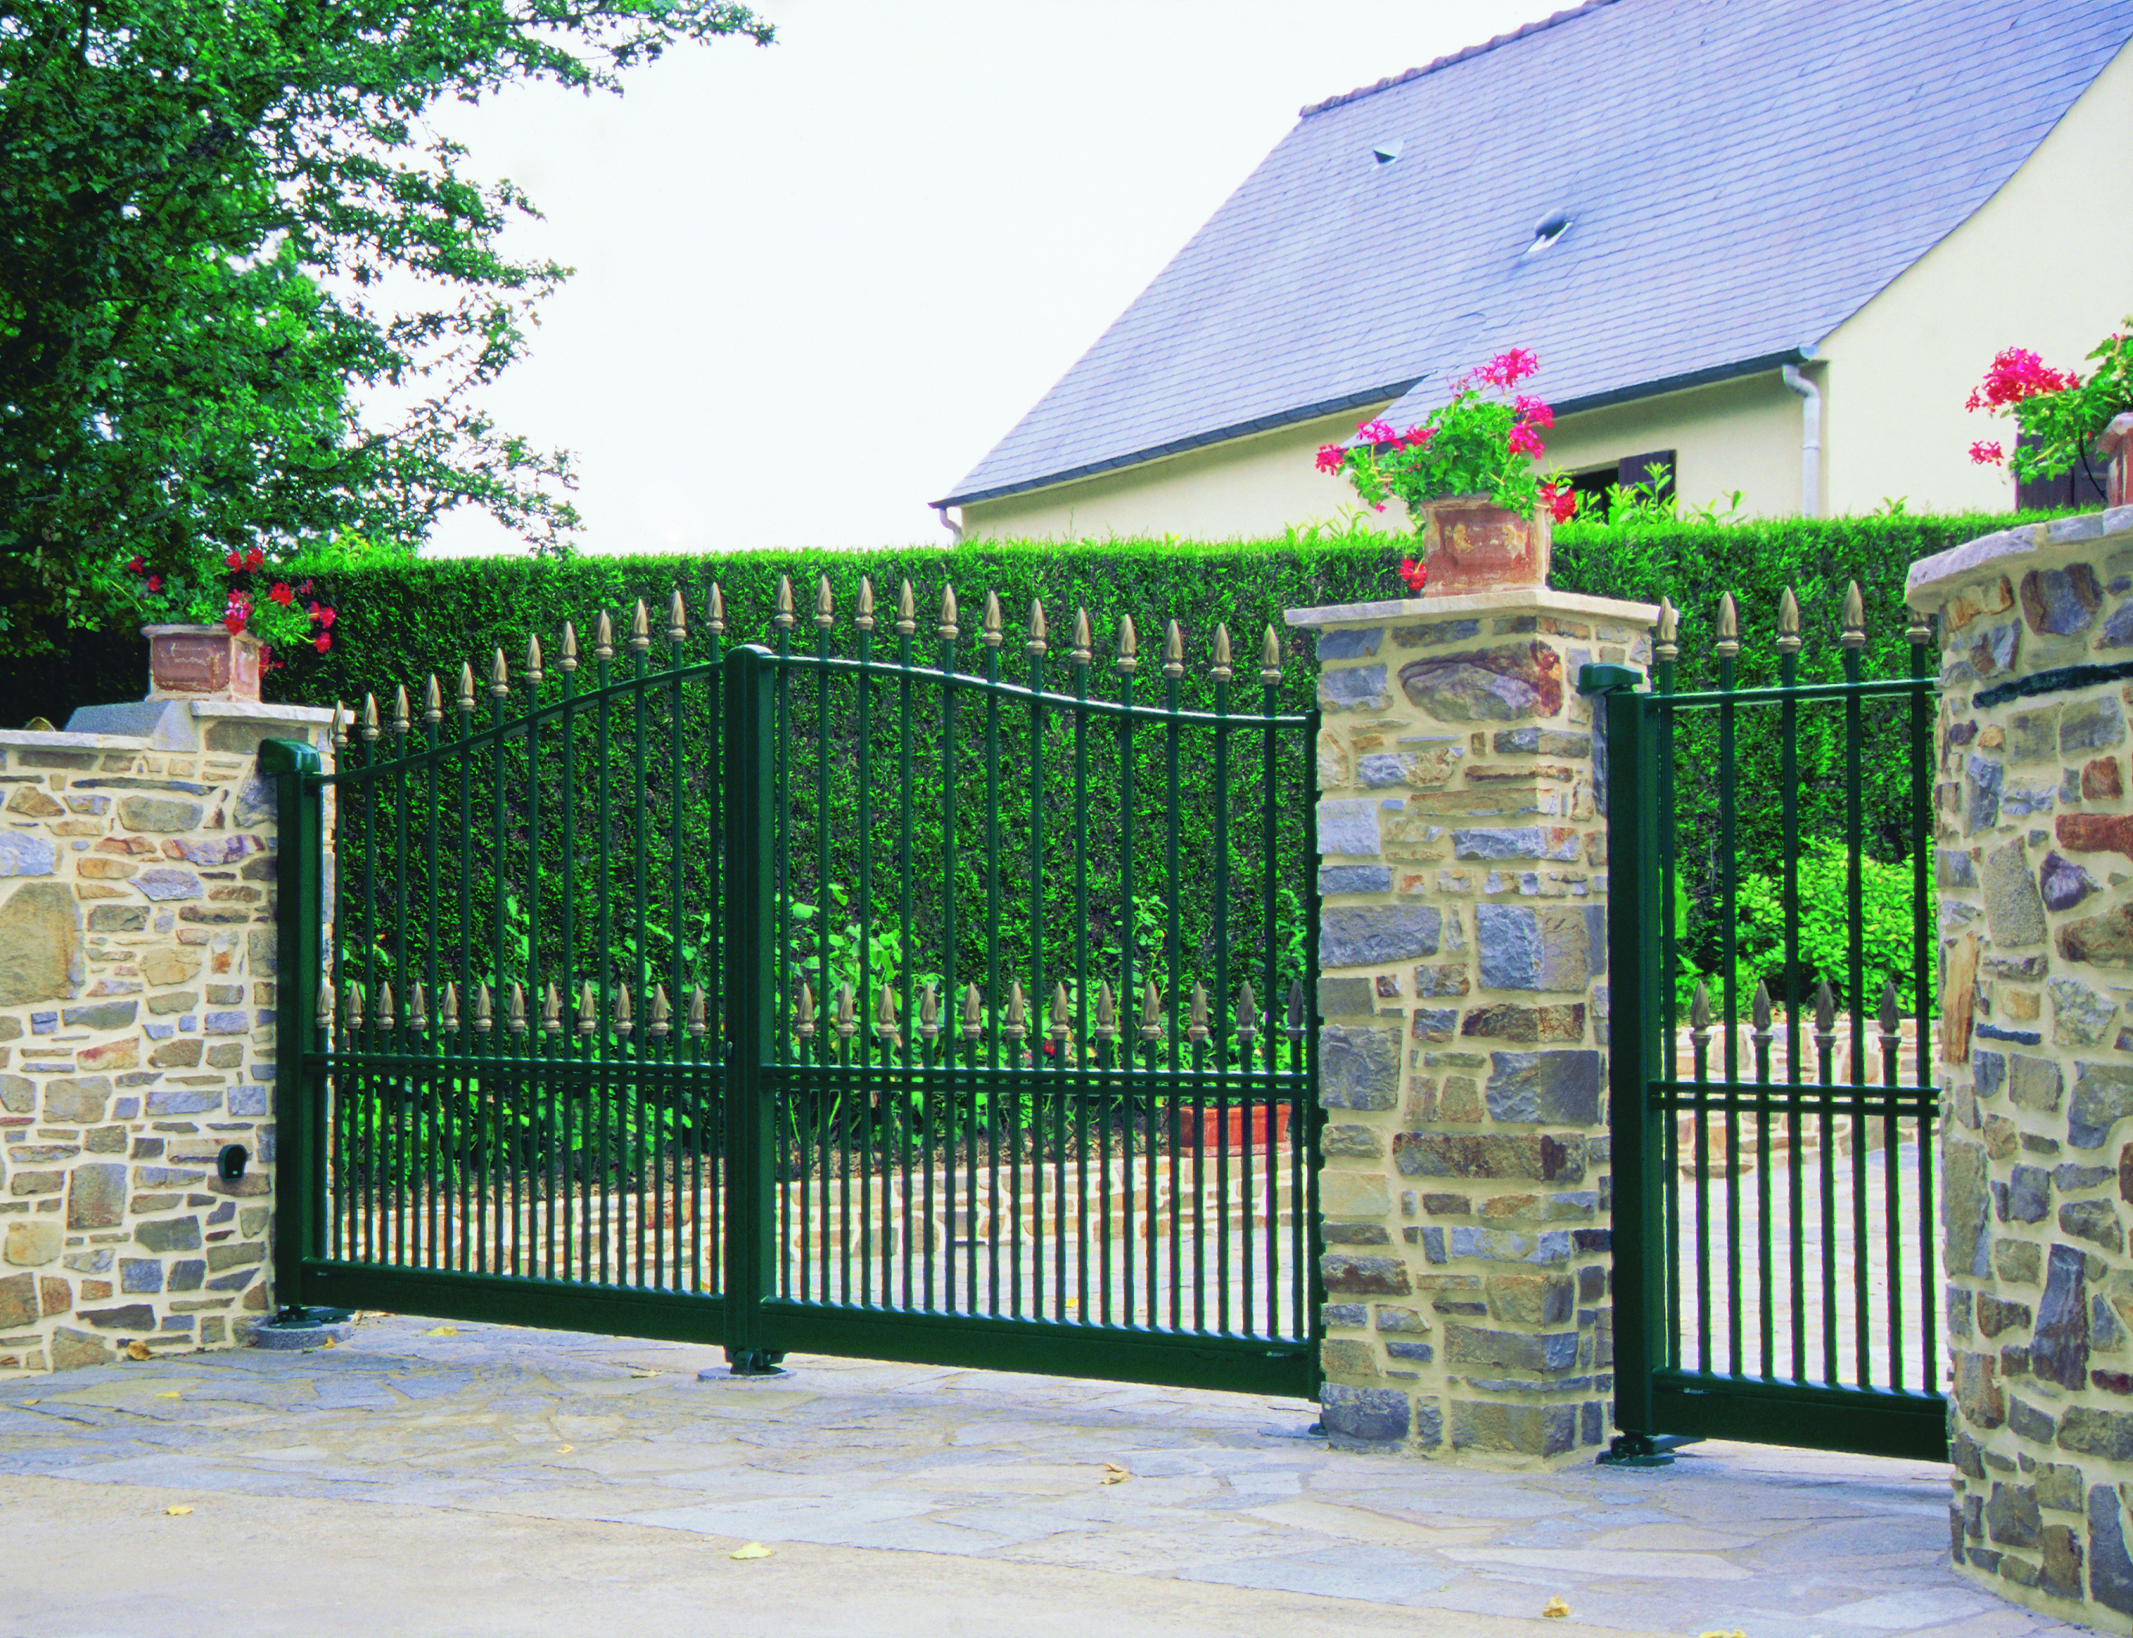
1781,358,1821,517
933,504,963,542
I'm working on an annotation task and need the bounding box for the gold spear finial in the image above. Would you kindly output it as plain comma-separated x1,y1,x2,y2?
667,589,688,644
541,982,562,1034
506,982,527,1034
795,980,815,1039
473,981,492,1034
408,981,428,1032
875,982,900,1043
1211,624,1233,682
1163,619,1185,679
707,583,727,637
1879,977,1901,1039
315,981,335,1030
1050,980,1070,1040
687,986,707,1036
330,701,347,749
391,683,410,737
577,979,597,1034
961,982,983,1039
1751,979,1773,1035
360,693,380,742
981,590,1003,647
855,576,876,633
441,982,460,1032
937,583,959,641
1841,580,1866,648
1187,982,1209,1043
1237,981,1258,1041
559,621,578,674
629,599,651,653
896,578,916,636
1260,625,1282,684
919,983,940,1041
1777,588,1802,655
1285,978,1306,1036
774,575,795,630
525,633,544,688
1655,597,1679,664
1095,979,1117,1040
1139,978,1163,1041
595,609,615,661
345,980,363,1031
649,984,671,1038
1003,980,1027,1041
613,983,633,1037
815,574,835,630
1117,614,1139,674
457,662,476,713
489,648,510,697
1689,978,1713,1035
423,674,442,725
1028,599,1048,657
1714,594,1740,660
1815,976,1838,1037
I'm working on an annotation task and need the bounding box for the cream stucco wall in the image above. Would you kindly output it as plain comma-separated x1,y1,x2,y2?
960,39,2132,542
1818,39,2133,517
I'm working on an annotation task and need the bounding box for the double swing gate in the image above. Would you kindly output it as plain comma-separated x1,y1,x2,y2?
1590,583,1946,1461
263,579,1324,1395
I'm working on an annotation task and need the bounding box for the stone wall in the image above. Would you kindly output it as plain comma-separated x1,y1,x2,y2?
0,698,330,1374
1288,587,1657,1466
1908,508,2133,1621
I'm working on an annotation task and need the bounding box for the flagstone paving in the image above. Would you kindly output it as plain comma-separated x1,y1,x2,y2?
0,1313,2096,1637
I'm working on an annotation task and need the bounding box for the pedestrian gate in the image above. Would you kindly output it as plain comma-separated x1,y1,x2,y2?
1588,587,1945,1462
264,584,1323,1396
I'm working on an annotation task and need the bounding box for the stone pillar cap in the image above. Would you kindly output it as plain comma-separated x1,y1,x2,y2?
1285,587,1659,627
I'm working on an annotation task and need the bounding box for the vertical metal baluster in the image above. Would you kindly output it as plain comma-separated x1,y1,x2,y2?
1237,982,1258,1337
854,578,876,1308
542,981,562,1278
831,983,852,1301
690,985,709,1291
454,669,476,1271
812,579,846,1305
1841,582,1870,1386
576,978,595,1280
1690,979,1713,1374
347,978,366,1261
421,678,442,1270
1816,977,1839,1383
938,586,961,1313
1071,611,1098,1328
1752,980,1774,1378
628,602,653,1286
328,704,348,1264
358,695,381,1264
1260,627,1282,1341
1142,979,1163,1325
441,982,460,1268
980,594,1006,1315
793,980,815,1299
1028,599,1052,1323
1288,977,1310,1341
1005,979,1027,1317
1116,618,1141,1324
1056,981,1083,1322
1654,602,1682,1368
390,684,412,1268
1100,981,1124,1327
1776,590,1805,1379
594,612,615,1288
522,640,546,1279
1211,625,1232,1338
1907,607,1936,1391
1163,620,1185,1334
484,653,511,1274
615,981,633,1279
665,592,689,1292
897,582,918,1310
773,575,794,1091
1713,595,1744,1376
507,980,528,1268
472,980,493,1271
706,585,727,1295
558,626,580,1285
651,982,671,1288
1188,982,1209,1332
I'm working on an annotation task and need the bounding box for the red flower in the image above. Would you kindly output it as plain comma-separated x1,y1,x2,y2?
225,550,243,571
1394,424,1434,450
1966,347,2078,413
1507,423,1546,457
243,546,264,571
1398,557,1429,593
145,573,163,593
269,582,294,606
125,555,145,575
309,601,336,628
1477,347,1539,388
1356,419,1397,445
1969,440,2005,466
1315,443,1348,475
314,631,333,654
1539,481,1579,523
1514,395,1555,430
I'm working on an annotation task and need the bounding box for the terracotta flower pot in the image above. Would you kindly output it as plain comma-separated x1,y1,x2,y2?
1415,494,1551,596
144,624,264,703
1175,1101,1292,1155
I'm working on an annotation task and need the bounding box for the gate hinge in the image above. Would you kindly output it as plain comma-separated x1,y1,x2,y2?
1578,663,1643,696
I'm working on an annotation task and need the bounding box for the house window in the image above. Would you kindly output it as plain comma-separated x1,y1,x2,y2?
1565,450,1675,522
2013,432,2109,512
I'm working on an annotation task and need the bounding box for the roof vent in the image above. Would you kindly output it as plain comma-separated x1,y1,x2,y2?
1372,140,1402,165
1524,212,1571,257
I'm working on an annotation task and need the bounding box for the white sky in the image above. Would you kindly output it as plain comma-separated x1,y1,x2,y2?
416,0,1567,558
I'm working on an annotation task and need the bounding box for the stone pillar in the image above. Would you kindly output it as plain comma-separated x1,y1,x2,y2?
1909,506,2133,1622
0,693,332,1374
1289,586,1656,1466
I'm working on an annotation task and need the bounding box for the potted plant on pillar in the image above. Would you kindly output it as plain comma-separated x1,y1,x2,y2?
1316,347,1576,596
1964,320,2133,506
117,544,338,702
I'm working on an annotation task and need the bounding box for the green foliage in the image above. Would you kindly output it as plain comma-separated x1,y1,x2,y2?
1733,841,1929,1014
0,0,773,656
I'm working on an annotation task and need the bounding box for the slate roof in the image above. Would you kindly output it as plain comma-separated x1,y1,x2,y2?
938,0,2133,509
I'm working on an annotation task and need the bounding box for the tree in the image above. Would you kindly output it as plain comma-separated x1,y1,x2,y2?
0,0,772,654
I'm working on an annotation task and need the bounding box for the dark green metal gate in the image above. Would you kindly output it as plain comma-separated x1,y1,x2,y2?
265,580,1322,1397
1588,583,1946,1462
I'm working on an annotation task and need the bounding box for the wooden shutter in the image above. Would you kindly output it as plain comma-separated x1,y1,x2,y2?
2014,431,2108,512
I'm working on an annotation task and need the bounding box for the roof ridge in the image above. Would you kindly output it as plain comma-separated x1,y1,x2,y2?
1298,0,1624,117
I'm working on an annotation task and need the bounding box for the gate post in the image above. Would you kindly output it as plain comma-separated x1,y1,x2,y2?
721,645,781,1374
1285,585,1657,1466
261,737,326,1309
